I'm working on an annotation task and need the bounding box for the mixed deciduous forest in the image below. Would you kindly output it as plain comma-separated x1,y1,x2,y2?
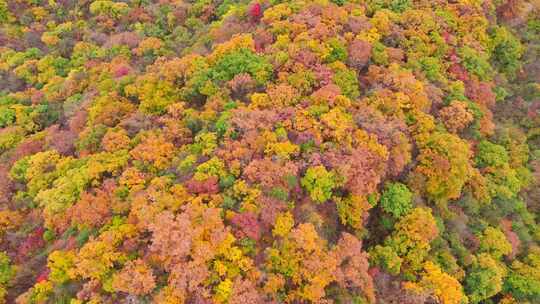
0,0,539,303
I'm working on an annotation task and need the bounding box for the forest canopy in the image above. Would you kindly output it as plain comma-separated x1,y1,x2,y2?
0,0,539,303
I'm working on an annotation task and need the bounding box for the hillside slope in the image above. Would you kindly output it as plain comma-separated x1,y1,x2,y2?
0,0,539,303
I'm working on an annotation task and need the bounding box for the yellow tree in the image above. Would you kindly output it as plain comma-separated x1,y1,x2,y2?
405,261,468,304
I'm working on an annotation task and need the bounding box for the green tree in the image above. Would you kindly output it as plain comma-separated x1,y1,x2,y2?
0,107,15,128
209,48,272,85
301,165,336,204
458,47,492,81
504,249,540,302
332,65,360,100
370,245,402,275
475,140,509,168
478,227,512,260
380,182,413,218
490,26,523,77
0,251,14,303
0,0,9,23
465,253,506,303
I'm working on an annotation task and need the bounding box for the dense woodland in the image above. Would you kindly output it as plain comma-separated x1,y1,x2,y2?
0,0,539,303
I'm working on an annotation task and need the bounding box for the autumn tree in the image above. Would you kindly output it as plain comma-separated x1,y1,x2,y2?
333,233,375,303
410,132,473,205
265,223,338,302
439,101,474,134
112,259,156,295
371,207,439,277
130,133,175,171
404,261,468,304
47,250,76,285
